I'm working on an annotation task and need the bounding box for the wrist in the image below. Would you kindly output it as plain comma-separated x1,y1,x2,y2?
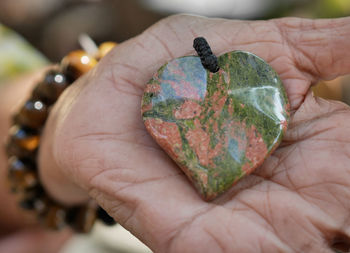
4,42,117,232
0,70,46,230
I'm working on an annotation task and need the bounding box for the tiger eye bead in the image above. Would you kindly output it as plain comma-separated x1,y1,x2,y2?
18,186,43,209
6,126,39,158
61,50,97,82
8,157,37,192
14,100,48,129
33,197,49,214
32,70,69,105
42,205,67,230
98,42,117,59
66,205,97,233
19,198,36,210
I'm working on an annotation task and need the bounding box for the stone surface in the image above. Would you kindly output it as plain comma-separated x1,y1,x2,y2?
8,156,37,192
15,99,48,129
32,70,69,105
141,51,290,200
6,126,39,158
61,50,97,82
98,42,117,59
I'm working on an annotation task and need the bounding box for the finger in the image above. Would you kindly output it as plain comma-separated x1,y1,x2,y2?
98,15,350,109
0,228,71,253
274,17,350,81
251,92,350,248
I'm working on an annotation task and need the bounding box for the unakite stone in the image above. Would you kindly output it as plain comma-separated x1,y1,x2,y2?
141,51,290,200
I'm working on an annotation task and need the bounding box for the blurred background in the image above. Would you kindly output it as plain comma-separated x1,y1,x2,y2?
1,0,350,104
0,0,349,252
1,0,350,62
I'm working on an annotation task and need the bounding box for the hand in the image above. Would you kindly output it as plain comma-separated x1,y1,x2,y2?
39,15,350,252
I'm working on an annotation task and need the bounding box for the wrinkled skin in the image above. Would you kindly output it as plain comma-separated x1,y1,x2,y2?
39,15,350,252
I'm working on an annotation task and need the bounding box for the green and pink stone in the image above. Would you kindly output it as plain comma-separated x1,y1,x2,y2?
141,51,290,200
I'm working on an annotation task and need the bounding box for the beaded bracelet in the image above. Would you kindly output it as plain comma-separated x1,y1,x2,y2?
5,41,117,233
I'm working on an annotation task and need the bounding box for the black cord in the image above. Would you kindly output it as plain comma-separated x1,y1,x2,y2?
193,37,219,73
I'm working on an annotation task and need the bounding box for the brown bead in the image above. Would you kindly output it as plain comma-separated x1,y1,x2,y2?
33,197,49,214
19,187,50,214
32,70,69,105
17,186,43,209
42,204,67,230
61,50,97,82
98,42,117,59
19,198,36,210
66,204,97,233
6,126,39,158
8,156,38,192
14,100,48,129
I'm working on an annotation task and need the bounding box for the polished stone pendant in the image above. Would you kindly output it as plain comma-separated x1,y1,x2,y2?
141,50,290,200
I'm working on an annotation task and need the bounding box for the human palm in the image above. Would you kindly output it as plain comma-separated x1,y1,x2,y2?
40,15,350,252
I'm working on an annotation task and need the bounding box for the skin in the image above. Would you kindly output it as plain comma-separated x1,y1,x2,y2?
2,15,350,252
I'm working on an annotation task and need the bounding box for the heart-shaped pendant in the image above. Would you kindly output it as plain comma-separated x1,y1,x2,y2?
141,50,290,200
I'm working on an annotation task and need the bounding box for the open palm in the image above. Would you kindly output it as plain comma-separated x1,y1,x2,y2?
40,15,350,252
